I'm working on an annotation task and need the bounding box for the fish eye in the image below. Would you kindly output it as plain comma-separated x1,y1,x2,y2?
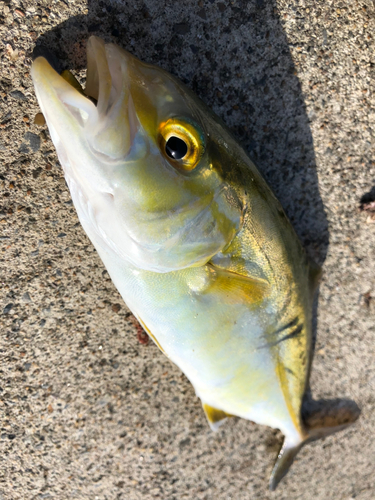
159,118,205,171
165,136,188,160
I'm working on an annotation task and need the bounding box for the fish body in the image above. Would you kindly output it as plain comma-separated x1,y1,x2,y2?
31,37,356,489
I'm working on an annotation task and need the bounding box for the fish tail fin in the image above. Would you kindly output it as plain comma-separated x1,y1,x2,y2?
269,437,304,491
269,400,360,491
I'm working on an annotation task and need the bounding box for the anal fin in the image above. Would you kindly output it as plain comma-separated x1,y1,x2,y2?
202,403,233,431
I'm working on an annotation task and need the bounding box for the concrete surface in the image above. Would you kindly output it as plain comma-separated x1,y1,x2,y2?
0,0,374,498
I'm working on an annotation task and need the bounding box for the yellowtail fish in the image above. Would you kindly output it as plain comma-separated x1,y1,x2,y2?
31,36,357,490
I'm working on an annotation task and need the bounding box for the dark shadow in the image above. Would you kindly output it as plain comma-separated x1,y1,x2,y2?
31,0,352,420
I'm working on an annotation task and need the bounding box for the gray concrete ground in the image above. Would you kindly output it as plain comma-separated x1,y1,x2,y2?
0,0,374,498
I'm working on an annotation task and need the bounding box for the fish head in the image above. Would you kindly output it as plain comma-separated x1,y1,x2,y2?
31,36,243,272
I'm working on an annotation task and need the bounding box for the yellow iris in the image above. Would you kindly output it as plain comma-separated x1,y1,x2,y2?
158,118,204,171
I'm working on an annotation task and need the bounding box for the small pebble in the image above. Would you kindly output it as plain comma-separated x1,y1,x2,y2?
3,303,13,314
34,112,46,126
112,304,121,313
9,90,27,101
23,132,40,153
22,292,32,303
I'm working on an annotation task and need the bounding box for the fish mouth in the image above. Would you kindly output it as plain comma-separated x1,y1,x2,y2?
32,36,138,160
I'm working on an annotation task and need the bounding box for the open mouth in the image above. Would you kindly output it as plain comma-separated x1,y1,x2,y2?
32,36,139,159
32,36,126,109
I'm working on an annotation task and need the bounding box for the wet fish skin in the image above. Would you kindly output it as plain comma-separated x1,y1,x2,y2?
31,36,358,490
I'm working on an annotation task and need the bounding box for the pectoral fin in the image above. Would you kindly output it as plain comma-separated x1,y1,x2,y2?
206,263,269,307
202,403,233,431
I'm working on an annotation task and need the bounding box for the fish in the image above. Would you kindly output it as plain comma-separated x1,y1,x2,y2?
31,36,358,490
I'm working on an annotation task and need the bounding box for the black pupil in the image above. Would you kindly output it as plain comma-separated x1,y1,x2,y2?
165,136,188,160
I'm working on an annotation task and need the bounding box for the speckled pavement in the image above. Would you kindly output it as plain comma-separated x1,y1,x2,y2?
0,1,374,499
